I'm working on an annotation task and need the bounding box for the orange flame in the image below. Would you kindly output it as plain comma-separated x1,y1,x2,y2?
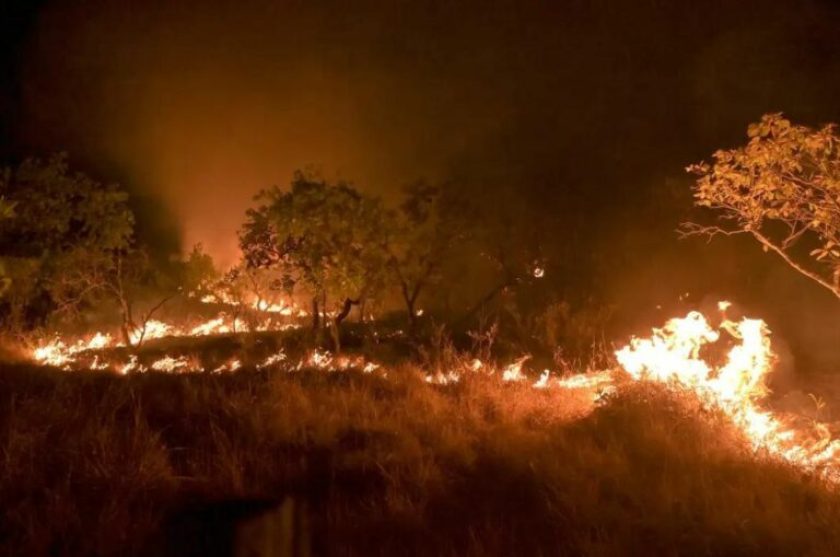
27,295,840,480
615,303,840,478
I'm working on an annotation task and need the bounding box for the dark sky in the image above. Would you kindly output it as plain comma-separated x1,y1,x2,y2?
2,0,840,363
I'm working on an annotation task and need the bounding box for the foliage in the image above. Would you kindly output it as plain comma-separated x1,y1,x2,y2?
0,154,137,331
503,298,614,371
203,264,292,332
387,181,465,327
440,181,548,325
0,153,133,257
478,190,544,283
240,171,392,328
178,243,219,297
684,113,840,298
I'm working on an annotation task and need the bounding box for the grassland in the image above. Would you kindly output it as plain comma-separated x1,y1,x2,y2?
2,333,840,556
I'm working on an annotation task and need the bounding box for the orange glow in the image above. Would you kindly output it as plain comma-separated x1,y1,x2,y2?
615,304,840,478
28,297,840,480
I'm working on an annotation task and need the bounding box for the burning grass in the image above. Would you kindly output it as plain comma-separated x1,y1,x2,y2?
6,303,840,555
2,359,840,556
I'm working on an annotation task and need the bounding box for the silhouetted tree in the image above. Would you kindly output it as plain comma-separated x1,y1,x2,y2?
179,243,219,298
387,181,465,330
0,154,137,334
444,182,546,325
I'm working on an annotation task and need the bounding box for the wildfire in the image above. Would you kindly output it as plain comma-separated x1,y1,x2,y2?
199,292,308,317
502,356,530,382
32,307,303,370
421,303,840,479
26,296,840,480
615,304,840,478
33,332,113,368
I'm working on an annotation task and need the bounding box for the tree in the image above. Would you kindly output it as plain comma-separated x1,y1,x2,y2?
683,113,840,299
240,171,391,347
0,154,151,339
0,154,133,259
387,181,463,330
444,181,546,326
179,243,219,298
204,263,291,333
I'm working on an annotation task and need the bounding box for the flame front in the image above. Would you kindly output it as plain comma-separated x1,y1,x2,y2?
27,299,840,481
615,305,840,478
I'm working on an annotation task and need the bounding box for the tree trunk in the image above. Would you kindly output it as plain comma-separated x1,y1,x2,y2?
406,296,417,331
332,298,359,353
401,280,423,333
358,298,366,323
335,298,359,327
311,297,320,330
457,278,513,329
120,322,132,347
330,323,341,354
118,298,136,346
113,253,137,347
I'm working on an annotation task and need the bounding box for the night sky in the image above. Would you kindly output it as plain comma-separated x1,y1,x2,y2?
2,0,840,365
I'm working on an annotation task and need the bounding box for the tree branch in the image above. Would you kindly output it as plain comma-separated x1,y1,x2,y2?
682,221,840,299
678,222,746,241
749,229,840,299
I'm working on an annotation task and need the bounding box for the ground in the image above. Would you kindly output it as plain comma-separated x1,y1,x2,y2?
2,332,840,556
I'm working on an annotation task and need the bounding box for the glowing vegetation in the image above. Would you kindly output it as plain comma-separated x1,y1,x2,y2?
5,118,840,555
685,113,840,299
28,299,840,482
5,332,840,555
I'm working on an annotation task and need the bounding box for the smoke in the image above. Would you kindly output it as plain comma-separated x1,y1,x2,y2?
11,0,840,365
17,0,520,264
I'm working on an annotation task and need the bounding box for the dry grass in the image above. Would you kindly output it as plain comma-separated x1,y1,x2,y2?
2,357,840,556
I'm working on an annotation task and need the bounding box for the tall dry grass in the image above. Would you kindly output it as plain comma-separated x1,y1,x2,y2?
1,360,840,556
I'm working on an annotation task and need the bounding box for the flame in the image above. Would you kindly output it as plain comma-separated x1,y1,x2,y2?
502,356,530,382
615,304,840,478
425,370,462,385
129,320,174,344
197,291,308,317
533,370,551,389
189,317,232,336
212,359,242,373
253,299,299,315
33,332,113,368
150,355,191,373
32,310,302,370
555,369,614,391
26,292,840,481
257,351,287,369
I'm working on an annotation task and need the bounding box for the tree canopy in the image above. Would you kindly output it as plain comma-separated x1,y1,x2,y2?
386,181,465,328
0,154,137,329
684,113,840,299
0,153,134,257
240,171,391,328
